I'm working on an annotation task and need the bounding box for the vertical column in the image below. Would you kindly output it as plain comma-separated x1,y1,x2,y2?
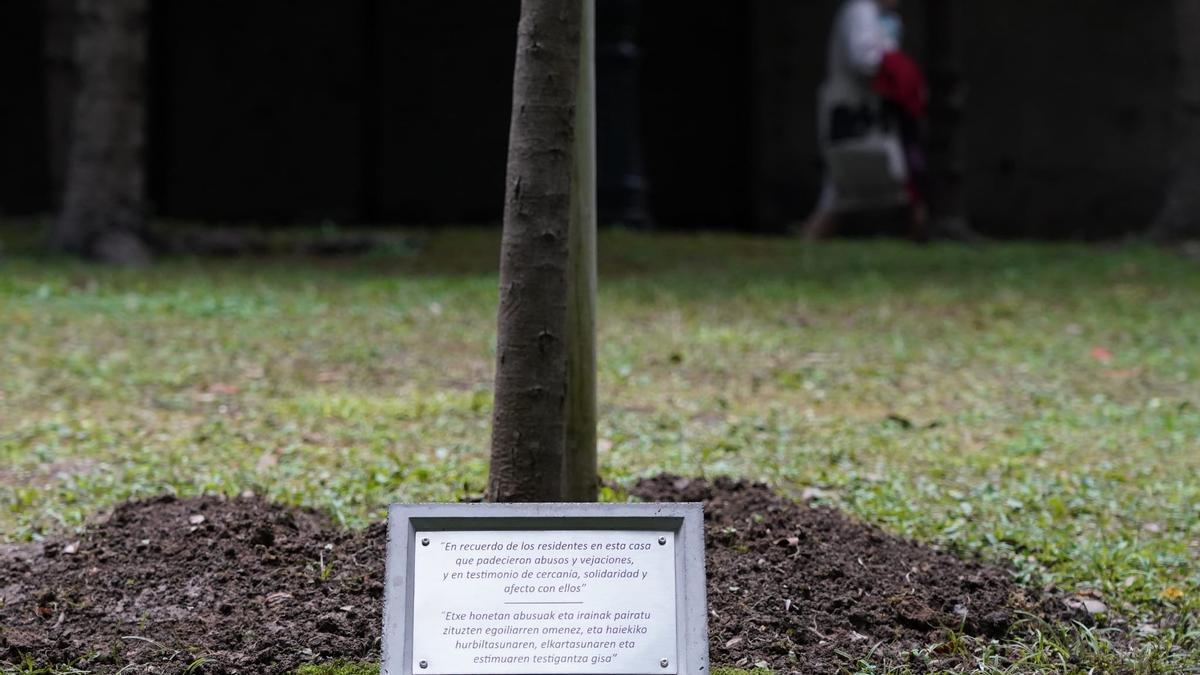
597,0,650,227
924,0,971,236
747,0,825,232
43,0,76,210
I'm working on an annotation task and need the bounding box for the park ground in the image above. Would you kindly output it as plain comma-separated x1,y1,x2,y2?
1,227,1198,673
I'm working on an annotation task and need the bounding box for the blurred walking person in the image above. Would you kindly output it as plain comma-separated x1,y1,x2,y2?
802,0,928,240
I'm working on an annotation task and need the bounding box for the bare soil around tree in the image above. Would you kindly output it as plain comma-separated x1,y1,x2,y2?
1,476,1067,673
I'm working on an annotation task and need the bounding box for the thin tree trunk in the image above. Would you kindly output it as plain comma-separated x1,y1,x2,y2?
563,0,598,502
487,0,583,503
1152,0,1200,241
52,0,150,264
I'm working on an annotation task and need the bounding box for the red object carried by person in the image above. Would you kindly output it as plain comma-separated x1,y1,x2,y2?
872,50,927,119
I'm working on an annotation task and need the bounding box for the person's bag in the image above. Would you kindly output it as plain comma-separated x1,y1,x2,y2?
817,84,908,211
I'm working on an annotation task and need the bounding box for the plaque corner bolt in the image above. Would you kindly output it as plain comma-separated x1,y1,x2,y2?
421,537,430,546
660,658,670,668
658,536,667,545
419,659,428,669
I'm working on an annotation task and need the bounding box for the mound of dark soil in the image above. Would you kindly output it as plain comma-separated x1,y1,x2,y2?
632,476,1061,672
1,477,1060,673
1,495,386,673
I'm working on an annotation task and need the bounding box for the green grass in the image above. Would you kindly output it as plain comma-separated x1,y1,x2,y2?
293,661,379,675
2,228,1198,672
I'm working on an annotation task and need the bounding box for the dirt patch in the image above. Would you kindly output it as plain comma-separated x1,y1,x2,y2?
631,475,1063,672
1,494,384,673
1,478,1062,673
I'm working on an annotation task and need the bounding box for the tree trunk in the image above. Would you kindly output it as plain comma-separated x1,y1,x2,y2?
52,0,150,264
1152,0,1200,241
924,0,973,239
563,0,598,502
487,0,583,503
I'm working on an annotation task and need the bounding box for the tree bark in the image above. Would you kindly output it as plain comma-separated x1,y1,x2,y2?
52,0,150,264
1152,0,1200,241
487,0,583,503
563,0,598,502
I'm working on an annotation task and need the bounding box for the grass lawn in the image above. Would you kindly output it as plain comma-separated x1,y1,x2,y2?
1,228,1198,673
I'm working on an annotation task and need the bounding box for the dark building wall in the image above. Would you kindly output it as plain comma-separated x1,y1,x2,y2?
638,2,751,229
749,0,842,229
153,0,518,225
745,0,1175,239
0,0,1180,238
0,1,49,214
153,0,370,221
961,2,1174,238
376,0,518,224
597,0,651,227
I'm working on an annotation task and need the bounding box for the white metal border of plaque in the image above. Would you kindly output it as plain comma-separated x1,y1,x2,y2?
381,502,707,675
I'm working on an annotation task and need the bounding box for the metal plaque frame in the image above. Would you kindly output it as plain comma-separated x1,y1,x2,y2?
381,502,708,675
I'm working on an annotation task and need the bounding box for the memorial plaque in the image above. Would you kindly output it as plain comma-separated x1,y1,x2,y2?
382,503,707,675
413,530,676,673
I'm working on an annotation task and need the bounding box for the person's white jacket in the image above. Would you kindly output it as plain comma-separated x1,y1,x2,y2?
814,0,906,214
820,0,897,140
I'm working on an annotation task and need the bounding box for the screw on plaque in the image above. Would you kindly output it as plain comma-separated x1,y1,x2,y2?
421,537,430,546
660,658,669,668
658,536,667,545
419,660,428,669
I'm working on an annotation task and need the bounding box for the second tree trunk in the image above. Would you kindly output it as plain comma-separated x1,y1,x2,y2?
52,0,150,264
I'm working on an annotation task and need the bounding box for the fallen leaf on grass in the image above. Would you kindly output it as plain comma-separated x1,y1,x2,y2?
800,487,829,502
1064,592,1107,615
256,449,281,472
1160,586,1184,601
1105,367,1143,379
207,382,239,395
1090,346,1114,364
